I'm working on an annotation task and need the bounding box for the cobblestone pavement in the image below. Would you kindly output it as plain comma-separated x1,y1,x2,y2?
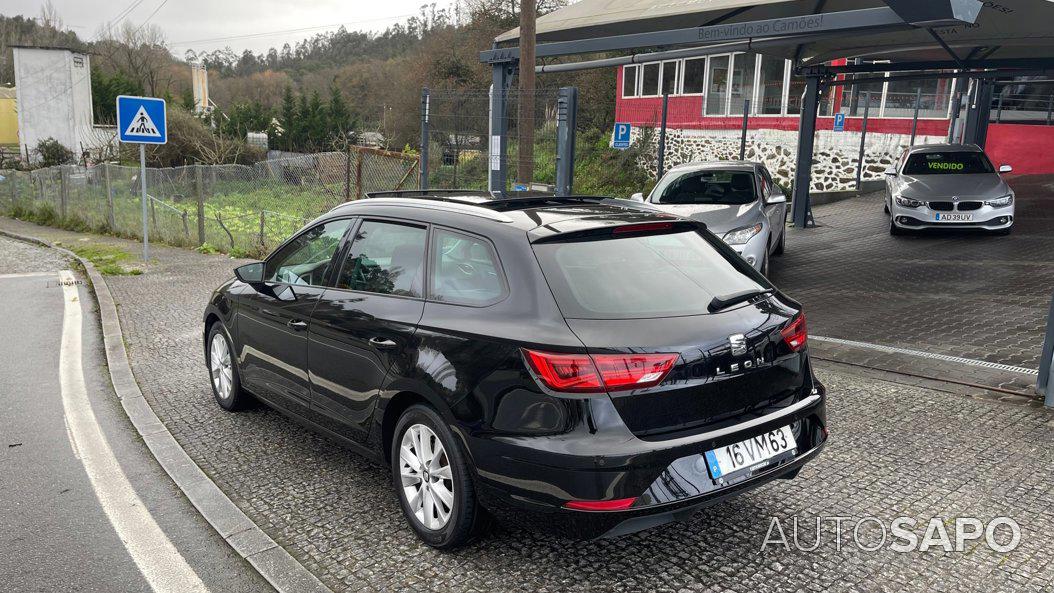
2,218,1054,593
771,175,1054,369
0,235,69,274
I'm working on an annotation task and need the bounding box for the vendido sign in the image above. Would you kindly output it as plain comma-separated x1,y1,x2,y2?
698,15,826,42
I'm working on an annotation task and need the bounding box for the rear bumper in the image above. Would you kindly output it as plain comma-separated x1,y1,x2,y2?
467,383,827,539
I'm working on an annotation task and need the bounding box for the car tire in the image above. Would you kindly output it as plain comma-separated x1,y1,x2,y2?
392,404,488,549
760,252,770,276
883,201,890,215
993,225,1013,236
889,215,905,236
206,322,251,411
773,226,785,256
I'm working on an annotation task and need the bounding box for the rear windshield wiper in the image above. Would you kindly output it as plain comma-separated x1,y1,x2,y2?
708,288,774,313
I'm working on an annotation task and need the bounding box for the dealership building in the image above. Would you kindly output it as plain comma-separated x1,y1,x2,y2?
615,52,1054,190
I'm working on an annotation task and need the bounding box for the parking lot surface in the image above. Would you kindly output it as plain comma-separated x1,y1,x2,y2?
2,218,1052,592
772,175,1054,370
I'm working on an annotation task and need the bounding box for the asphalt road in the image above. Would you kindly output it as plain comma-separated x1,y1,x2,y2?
0,246,273,592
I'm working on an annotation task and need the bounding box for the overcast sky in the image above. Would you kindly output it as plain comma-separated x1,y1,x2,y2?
7,0,457,56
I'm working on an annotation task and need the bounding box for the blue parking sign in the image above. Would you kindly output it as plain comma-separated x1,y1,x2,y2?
117,95,167,144
833,113,846,132
612,122,632,149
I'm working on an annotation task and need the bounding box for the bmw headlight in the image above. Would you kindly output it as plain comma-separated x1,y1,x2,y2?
722,223,763,246
894,196,924,208
986,193,1014,208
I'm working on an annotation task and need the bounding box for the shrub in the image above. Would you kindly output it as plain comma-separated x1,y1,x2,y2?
35,138,75,167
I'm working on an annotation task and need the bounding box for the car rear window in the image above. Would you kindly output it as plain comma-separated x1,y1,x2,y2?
902,152,994,175
655,169,757,205
532,230,764,319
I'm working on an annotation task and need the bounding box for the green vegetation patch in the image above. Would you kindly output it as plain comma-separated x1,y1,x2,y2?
64,242,143,276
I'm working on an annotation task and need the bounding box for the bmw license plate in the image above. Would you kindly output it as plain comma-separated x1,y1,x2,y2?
935,213,973,222
704,426,796,479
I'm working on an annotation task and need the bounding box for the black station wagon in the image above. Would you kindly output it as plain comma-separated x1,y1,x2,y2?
202,191,828,548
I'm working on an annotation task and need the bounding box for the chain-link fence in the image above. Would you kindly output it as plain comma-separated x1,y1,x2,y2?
0,146,418,257
424,88,561,192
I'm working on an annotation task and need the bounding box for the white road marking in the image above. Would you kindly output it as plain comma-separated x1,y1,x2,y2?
57,270,209,593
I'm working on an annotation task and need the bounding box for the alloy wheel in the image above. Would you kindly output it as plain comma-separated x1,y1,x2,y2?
399,423,455,530
209,332,234,401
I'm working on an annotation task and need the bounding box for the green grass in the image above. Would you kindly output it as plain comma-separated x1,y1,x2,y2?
63,242,143,276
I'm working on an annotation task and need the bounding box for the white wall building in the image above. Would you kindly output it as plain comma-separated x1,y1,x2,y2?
12,46,112,162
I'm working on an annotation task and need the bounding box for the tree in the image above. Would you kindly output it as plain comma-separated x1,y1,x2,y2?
91,68,143,123
328,86,351,137
94,21,176,97
279,86,296,150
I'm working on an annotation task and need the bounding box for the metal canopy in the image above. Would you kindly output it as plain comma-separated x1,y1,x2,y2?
490,0,1054,66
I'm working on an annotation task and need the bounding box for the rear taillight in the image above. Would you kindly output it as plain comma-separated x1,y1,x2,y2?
522,349,678,394
780,313,807,352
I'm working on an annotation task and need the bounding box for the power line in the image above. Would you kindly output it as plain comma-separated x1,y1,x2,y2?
132,0,171,36
168,13,417,48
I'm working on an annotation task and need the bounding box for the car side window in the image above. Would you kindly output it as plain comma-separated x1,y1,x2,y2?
335,220,427,297
264,219,351,286
430,229,506,306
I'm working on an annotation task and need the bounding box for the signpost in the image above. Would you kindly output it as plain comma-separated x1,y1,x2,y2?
612,122,631,149
833,113,846,132
116,95,167,260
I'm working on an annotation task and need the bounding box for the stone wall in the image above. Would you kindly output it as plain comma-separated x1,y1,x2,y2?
631,126,946,191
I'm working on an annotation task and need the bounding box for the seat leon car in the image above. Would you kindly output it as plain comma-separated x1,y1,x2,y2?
885,143,1015,235
631,161,788,275
202,191,827,548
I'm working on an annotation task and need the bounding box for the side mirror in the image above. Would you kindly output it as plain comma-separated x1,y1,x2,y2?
629,192,645,202
234,262,264,283
884,167,898,176
999,164,1013,174
765,193,787,205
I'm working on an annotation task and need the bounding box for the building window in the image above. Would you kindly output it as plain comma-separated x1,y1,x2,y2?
641,62,661,97
884,75,955,118
682,58,706,95
730,53,758,115
758,55,785,115
706,55,730,115
660,61,679,96
622,65,639,98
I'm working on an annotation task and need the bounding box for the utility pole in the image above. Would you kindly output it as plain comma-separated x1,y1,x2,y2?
517,0,536,188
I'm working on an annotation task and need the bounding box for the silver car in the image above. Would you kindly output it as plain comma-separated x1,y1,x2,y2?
631,161,788,274
885,144,1015,235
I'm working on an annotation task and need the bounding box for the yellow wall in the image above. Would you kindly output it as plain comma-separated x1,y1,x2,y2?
0,96,18,145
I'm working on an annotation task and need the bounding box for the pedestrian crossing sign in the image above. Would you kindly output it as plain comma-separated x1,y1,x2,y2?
116,96,167,144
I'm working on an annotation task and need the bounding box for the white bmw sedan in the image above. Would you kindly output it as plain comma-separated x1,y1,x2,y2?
885,144,1015,235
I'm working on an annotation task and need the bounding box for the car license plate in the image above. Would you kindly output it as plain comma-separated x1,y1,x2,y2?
935,213,973,222
704,426,796,479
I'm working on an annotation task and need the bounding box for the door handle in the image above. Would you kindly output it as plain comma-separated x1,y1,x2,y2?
287,319,308,331
369,337,398,349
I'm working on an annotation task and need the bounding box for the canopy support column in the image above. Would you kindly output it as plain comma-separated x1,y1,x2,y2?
962,77,994,147
792,74,822,228
555,86,578,196
489,61,513,195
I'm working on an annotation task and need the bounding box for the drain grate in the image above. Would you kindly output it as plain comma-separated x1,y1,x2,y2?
812,335,1039,376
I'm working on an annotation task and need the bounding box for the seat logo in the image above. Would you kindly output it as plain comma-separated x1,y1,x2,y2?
729,334,747,356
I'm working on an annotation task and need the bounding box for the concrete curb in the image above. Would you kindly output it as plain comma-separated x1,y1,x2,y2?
0,229,334,593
